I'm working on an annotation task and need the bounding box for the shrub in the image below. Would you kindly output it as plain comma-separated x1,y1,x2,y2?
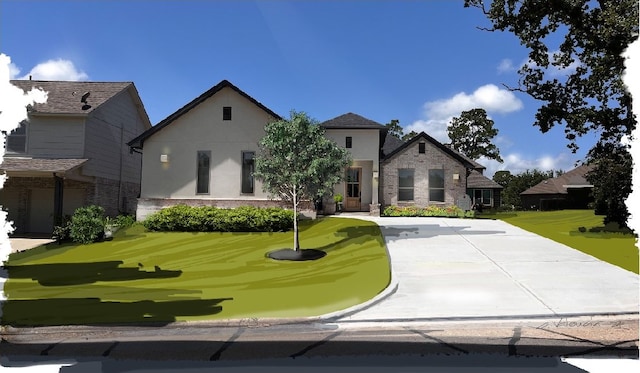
382,205,475,218
143,205,294,232
69,205,106,244
52,215,72,243
113,214,136,229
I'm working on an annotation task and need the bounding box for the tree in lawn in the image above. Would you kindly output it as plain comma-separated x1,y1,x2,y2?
448,108,503,162
254,111,351,260
465,0,638,228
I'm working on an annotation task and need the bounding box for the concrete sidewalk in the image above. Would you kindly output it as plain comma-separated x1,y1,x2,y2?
332,216,639,322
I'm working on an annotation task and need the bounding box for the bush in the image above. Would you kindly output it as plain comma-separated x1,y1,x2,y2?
382,205,475,218
143,205,295,232
113,214,136,229
52,215,72,243
69,205,106,244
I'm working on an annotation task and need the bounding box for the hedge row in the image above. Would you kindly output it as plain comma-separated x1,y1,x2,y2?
142,205,295,232
382,205,475,218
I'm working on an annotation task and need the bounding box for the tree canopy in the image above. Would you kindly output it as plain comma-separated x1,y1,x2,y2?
254,111,351,251
466,0,638,227
448,108,503,162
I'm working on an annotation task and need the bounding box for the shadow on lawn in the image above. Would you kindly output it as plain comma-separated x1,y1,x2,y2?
4,261,182,286
313,225,384,253
1,297,233,327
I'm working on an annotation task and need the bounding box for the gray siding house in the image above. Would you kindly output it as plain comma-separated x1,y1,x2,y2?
1,80,151,234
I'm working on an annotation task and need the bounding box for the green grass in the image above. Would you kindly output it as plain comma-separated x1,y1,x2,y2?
479,210,638,274
2,217,391,326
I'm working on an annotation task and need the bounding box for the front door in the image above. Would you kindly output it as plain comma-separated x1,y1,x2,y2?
345,167,361,211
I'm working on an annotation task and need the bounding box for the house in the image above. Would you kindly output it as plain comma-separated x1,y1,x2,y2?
127,80,282,221
128,80,502,218
446,146,503,209
0,80,151,234
320,113,386,214
520,164,594,210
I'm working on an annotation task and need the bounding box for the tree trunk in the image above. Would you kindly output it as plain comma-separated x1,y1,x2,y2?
293,188,300,252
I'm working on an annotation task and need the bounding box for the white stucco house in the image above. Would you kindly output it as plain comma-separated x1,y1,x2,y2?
128,79,501,219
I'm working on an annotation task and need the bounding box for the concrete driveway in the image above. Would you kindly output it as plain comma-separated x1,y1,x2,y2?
333,216,639,322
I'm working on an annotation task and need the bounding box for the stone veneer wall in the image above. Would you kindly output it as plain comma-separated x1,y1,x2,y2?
380,140,468,208
136,198,314,221
92,177,140,217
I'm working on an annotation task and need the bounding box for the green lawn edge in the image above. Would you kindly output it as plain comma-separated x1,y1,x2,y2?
2,217,391,326
480,210,638,274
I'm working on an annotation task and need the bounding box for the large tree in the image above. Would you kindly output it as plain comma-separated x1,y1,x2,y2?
254,111,351,254
448,108,503,162
465,0,638,227
385,119,404,138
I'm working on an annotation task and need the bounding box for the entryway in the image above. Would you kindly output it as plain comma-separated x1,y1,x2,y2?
345,167,361,211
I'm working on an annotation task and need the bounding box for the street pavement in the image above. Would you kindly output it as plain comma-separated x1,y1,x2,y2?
1,216,638,370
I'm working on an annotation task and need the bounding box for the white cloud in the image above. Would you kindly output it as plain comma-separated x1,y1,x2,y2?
405,84,524,143
478,152,579,179
497,58,516,74
18,59,89,81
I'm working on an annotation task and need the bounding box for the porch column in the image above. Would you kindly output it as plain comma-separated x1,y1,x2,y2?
370,166,380,216
53,173,64,226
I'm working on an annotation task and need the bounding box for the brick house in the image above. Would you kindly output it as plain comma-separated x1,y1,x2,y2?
0,80,151,234
520,164,594,210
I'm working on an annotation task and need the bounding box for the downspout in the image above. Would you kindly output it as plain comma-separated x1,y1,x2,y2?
118,124,124,214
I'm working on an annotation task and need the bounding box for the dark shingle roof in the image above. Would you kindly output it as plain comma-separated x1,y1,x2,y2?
520,164,594,195
467,170,503,189
320,113,386,129
382,134,405,158
382,132,476,169
0,158,88,173
10,80,133,115
128,80,280,149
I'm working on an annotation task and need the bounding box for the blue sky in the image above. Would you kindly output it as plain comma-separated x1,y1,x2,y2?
1,0,603,177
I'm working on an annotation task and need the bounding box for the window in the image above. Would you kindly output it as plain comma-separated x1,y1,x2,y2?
3,120,27,154
223,106,232,120
398,169,414,201
429,169,445,202
418,142,426,154
241,151,255,194
474,189,492,205
345,136,352,148
196,151,210,194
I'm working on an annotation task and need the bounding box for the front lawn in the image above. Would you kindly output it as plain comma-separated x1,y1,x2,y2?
479,210,638,274
2,217,390,326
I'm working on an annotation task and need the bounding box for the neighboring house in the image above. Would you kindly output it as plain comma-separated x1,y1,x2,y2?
320,113,386,214
127,80,282,221
520,164,594,210
0,80,151,234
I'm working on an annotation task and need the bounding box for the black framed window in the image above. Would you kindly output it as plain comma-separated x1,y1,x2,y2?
398,169,414,201
419,142,426,154
223,106,232,120
241,151,255,194
196,151,211,194
429,169,445,202
346,136,352,148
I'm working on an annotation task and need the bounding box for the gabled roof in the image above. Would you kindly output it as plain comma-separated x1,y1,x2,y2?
128,80,281,149
320,112,386,129
520,164,594,195
382,131,476,169
467,169,503,189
